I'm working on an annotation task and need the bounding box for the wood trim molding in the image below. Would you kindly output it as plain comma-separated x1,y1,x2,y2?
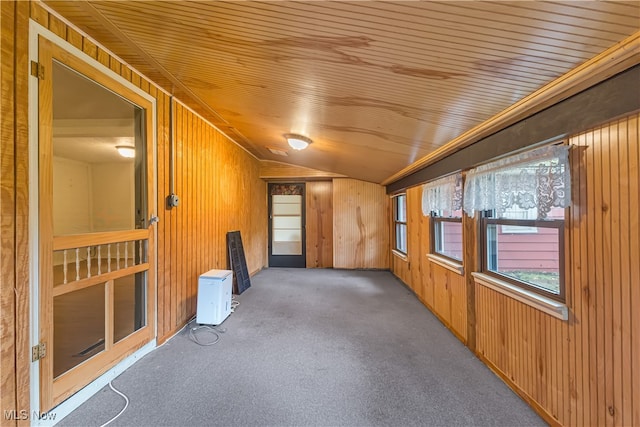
426,253,463,275
53,229,149,251
382,31,640,186
52,325,152,406
472,272,569,321
462,206,478,353
52,263,149,297
391,249,408,262
15,0,31,418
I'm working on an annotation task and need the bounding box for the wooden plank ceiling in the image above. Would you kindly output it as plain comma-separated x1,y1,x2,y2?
44,1,640,183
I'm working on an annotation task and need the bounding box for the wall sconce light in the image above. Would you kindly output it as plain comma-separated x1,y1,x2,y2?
116,145,135,158
284,133,312,150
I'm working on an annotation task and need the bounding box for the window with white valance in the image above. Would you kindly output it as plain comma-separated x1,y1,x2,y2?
422,173,464,266
463,144,571,219
464,143,571,302
421,173,463,216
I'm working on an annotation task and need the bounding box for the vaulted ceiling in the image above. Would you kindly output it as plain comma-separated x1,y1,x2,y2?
44,1,640,183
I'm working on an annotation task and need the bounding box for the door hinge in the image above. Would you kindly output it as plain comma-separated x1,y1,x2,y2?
32,342,46,362
30,61,44,79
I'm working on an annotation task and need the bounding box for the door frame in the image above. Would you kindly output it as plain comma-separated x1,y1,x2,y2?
268,183,306,268
28,21,158,414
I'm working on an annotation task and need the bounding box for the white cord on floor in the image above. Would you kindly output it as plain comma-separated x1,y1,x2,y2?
188,296,237,344
99,381,129,427
189,325,220,346
188,318,227,346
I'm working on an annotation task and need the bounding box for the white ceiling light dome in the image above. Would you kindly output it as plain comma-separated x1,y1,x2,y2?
284,133,312,150
116,145,136,158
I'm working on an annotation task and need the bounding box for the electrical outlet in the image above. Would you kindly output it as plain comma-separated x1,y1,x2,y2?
167,193,180,208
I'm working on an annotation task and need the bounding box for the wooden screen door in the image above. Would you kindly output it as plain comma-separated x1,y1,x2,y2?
268,183,306,267
37,37,156,411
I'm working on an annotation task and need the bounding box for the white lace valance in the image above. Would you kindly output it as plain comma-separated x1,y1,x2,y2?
421,173,463,216
463,144,571,219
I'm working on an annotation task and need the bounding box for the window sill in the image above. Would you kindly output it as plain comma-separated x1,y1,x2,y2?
471,272,568,321
392,250,408,261
427,254,464,275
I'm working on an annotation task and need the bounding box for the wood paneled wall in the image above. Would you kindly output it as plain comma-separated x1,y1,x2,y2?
305,181,333,268
264,177,386,270
333,179,389,269
391,187,467,341
1,2,30,424
261,174,387,270
391,112,640,426
475,113,639,426
157,101,266,341
0,3,267,416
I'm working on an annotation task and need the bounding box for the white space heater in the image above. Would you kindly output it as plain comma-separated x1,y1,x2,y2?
196,269,233,325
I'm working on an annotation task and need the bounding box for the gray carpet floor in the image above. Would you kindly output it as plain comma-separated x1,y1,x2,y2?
58,268,545,427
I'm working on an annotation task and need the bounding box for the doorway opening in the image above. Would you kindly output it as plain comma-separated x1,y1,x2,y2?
268,183,306,268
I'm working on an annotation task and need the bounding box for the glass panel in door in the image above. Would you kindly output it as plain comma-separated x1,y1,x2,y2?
272,195,303,255
269,184,306,267
51,59,146,378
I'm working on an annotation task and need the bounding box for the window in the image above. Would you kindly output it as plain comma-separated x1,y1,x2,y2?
500,206,537,233
464,144,571,302
422,173,464,265
393,194,407,255
482,207,565,300
431,209,463,262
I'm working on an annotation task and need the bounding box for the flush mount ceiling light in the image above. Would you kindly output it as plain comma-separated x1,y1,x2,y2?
284,133,312,150
116,145,135,158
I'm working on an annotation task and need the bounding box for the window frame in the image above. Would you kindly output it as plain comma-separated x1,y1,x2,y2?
481,213,566,303
500,206,538,234
430,214,464,265
392,194,407,256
